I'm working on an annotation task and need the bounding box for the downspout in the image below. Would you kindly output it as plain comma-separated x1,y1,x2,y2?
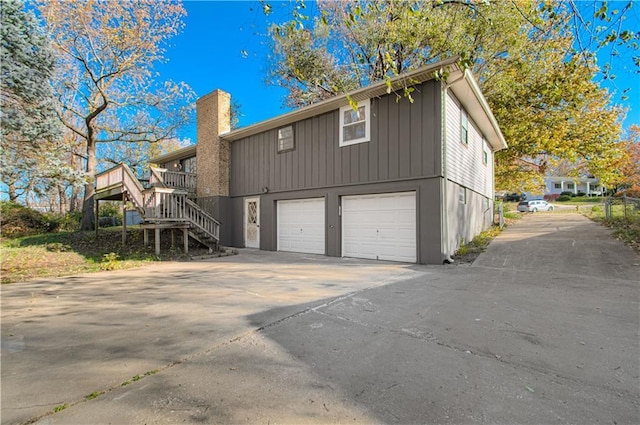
441,71,466,264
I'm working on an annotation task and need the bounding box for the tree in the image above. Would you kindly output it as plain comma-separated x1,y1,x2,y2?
39,0,195,230
0,0,73,203
619,125,640,193
265,0,635,191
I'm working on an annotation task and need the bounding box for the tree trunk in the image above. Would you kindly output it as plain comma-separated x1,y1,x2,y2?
8,183,18,202
58,184,67,214
80,140,97,230
69,152,80,212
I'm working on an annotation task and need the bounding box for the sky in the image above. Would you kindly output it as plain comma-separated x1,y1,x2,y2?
157,0,640,143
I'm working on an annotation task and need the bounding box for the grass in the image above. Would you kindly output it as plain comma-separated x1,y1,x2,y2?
53,403,69,413
453,225,504,263
0,227,211,284
584,204,640,254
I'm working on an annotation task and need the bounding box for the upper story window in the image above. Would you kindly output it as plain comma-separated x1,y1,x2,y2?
339,99,370,147
482,139,488,165
180,157,196,173
278,125,295,152
460,109,469,145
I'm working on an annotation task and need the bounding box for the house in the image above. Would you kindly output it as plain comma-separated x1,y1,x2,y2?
544,176,604,197
147,57,507,264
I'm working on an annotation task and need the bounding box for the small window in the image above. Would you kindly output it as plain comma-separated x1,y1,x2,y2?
482,140,488,165
554,183,561,189
567,183,575,190
339,99,370,147
278,126,294,152
460,109,469,145
459,187,467,205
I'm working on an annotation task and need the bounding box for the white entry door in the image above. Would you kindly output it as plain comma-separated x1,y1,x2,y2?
342,192,416,263
244,197,260,248
277,198,325,254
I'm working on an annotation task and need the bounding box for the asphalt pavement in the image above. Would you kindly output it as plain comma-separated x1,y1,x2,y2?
1,213,638,424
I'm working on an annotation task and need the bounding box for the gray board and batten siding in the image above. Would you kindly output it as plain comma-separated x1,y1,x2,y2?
229,80,442,196
226,80,445,263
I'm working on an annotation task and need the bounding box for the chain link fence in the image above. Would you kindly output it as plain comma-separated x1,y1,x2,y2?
603,195,640,221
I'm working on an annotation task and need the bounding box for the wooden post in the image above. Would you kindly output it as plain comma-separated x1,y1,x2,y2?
183,228,189,253
143,229,149,247
95,199,99,237
155,228,160,256
171,229,176,248
122,193,127,245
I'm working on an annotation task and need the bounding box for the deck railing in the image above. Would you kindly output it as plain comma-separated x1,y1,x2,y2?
96,164,145,212
143,188,188,221
96,163,219,248
149,168,196,191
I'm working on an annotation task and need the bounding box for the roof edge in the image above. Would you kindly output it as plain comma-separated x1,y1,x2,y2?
149,144,196,165
223,56,462,141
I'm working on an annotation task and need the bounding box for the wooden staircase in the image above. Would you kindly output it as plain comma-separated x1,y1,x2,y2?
95,164,220,253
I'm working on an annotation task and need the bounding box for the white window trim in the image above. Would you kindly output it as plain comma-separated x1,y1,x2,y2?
482,138,488,165
277,125,294,153
339,99,371,147
460,109,469,145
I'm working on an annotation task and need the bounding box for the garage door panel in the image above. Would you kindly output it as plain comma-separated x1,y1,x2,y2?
342,192,416,263
277,198,325,255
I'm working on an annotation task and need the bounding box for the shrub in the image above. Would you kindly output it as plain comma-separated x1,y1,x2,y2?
59,212,82,232
99,202,122,219
0,201,59,237
557,195,572,202
100,252,120,270
544,194,560,201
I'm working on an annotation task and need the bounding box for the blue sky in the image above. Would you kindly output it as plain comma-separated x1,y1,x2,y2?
158,0,639,142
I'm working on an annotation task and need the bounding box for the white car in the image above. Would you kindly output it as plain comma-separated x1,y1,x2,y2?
517,200,554,212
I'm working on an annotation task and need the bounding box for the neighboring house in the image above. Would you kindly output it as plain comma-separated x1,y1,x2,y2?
544,176,604,196
148,57,507,264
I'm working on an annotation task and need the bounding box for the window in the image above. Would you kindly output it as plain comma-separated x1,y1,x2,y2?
482,139,488,165
339,99,370,147
460,109,469,145
278,125,294,152
567,183,575,189
459,187,467,205
554,183,561,189
180,157,196,173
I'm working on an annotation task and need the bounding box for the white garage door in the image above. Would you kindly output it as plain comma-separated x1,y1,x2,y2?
277,198,325,255
342,192,416,263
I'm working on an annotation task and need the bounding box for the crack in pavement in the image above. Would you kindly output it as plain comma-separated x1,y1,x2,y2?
310,300,640,404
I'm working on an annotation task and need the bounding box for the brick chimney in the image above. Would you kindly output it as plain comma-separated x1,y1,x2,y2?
196,89,231,198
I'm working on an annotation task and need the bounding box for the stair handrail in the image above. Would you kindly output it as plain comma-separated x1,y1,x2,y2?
120,164,145,213
185,198,220,242
149,167,168,188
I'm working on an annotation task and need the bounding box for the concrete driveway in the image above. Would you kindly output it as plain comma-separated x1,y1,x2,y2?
1,213,638,424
